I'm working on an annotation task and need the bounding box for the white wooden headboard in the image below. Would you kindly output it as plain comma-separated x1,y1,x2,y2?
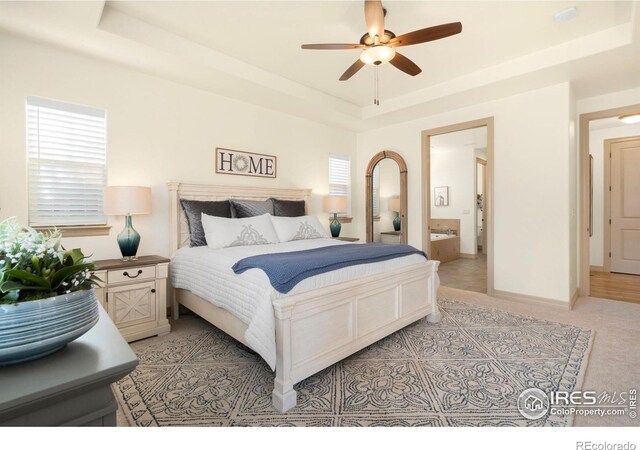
167,181,312,255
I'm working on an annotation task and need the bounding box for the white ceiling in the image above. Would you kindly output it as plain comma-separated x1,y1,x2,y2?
108,1,633,106
0,1,639,130
589,116,640,131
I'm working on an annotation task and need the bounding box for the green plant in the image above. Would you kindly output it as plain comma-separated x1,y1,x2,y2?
0,218,100,304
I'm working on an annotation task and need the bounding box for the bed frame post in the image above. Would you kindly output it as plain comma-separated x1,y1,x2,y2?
427,261,442,323
272,300,297,413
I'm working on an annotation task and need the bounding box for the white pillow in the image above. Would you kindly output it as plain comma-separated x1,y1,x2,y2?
269,215,328,242
201,213,279,249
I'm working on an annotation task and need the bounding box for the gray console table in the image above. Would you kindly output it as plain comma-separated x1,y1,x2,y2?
0,306,138,426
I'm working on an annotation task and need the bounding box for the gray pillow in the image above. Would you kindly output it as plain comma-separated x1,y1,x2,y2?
180,199,232,247
271,198,306,217
230,199,274,218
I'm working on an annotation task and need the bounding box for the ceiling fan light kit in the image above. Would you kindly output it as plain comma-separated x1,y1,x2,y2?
301,0,462,106
619,113,640,124
360,45,396,65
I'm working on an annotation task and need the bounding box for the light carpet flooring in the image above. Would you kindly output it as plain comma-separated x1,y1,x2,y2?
114,291,605,427
441,286,640,426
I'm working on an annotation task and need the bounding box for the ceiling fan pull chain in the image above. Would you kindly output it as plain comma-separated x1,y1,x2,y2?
373,65,376,105
377,65,380,105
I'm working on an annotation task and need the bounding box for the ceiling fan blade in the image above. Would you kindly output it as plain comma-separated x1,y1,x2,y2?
339,59,366,81
364,0,385,40
301,43,365,50
390,22,462,47
389,52,422,76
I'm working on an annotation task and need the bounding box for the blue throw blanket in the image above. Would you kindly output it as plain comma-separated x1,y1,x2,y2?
232,243,427,294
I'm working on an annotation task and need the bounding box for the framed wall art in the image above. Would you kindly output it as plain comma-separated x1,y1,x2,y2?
434,186,449,206
215,147,277,178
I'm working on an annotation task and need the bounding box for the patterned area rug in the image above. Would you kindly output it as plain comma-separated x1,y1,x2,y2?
114,297,593,427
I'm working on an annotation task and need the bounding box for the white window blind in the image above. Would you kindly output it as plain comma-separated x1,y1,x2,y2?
372,165,380,217
26,96,107,227
328,153,351,216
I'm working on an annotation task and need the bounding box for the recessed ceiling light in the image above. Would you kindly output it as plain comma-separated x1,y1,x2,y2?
554,6,577,22
619,113,640,124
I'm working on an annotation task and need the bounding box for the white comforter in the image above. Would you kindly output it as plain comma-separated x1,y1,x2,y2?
170,239,428,370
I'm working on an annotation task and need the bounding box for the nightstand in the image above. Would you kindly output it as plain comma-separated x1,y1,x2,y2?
333,237,360,242
93,255,171,342
380,231,401,244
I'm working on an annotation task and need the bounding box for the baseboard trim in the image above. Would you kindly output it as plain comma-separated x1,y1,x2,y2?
570,288,579,310
459,253,477,259
493,289,571,310
590,265,604,272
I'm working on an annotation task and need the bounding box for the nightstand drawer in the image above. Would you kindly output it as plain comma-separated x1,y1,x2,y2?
108,265,156,284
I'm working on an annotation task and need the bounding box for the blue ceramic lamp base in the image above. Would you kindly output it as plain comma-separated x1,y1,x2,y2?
393,212,401,231
117,215,141,261
330,213,342,238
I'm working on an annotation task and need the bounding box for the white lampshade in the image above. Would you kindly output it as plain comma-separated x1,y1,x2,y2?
388,197,400,212
323,195,348,214
104,186,152,216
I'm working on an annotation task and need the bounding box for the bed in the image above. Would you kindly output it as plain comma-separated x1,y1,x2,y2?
168,181,441,413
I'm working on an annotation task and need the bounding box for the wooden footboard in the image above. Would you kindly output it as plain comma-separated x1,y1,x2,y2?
271,260,440,412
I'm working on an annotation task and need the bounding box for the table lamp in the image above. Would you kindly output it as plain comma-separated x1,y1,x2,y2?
323,195,348,238
388,197,401,231
104,186,152,260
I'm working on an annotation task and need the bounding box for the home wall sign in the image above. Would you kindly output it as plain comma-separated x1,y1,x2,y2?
215,147,277,178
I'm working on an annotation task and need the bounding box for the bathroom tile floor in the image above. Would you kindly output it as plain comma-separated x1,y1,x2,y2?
437,253,487,294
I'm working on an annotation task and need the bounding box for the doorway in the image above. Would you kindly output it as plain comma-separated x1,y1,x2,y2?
477,158,487,255
580,106,640,304
422,117,494,295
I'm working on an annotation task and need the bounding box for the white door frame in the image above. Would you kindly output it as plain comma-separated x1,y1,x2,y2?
476,157,487,254
578,104,640,296
421,117,495,295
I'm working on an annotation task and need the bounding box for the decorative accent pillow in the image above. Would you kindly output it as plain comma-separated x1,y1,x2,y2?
180,199,232,247
230,199,274,218
271,198,306,217
269,215,329,242
201,213,279,249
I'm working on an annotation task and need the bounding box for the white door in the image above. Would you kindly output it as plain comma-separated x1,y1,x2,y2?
610,138,640,275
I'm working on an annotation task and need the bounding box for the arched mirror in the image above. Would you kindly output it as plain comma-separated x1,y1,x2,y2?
366,151,408,244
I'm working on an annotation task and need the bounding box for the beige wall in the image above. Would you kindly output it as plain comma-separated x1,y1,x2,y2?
5,31,635,305
569,86,578,299
356,83,574,303
0,34,357,259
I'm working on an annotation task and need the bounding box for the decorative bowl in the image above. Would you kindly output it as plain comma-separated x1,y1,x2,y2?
0,289,99,366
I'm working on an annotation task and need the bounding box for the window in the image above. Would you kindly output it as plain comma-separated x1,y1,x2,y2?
26,96,107,227
372,164,380,217
328,153,351,217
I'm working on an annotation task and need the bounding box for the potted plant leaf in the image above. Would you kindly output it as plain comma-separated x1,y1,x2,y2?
0,218,101,366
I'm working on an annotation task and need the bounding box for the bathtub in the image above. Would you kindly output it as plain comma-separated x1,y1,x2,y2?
429,233,460,262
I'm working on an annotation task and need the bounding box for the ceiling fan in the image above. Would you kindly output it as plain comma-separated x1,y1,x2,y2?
301,0,462,104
